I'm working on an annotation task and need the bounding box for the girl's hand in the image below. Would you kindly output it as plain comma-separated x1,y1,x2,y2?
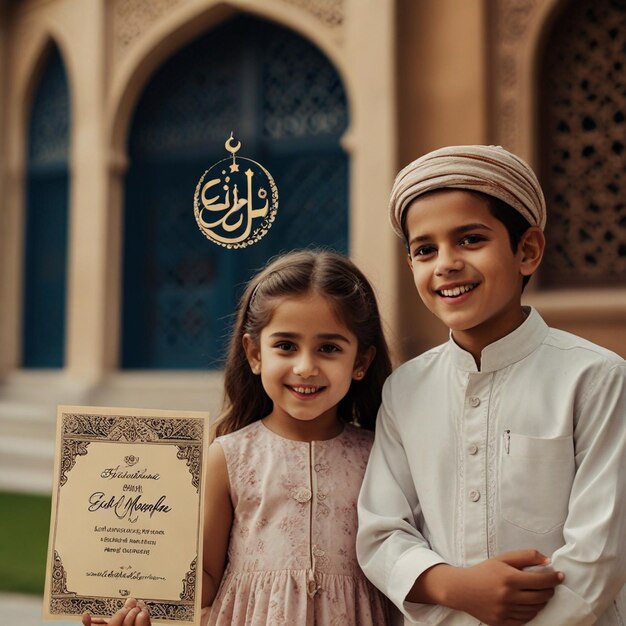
81,598,151,626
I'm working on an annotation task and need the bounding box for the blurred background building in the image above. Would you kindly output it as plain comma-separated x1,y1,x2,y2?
0,0,624,605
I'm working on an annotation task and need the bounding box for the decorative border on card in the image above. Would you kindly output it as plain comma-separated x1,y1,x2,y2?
60,413,203,491
49,551,197,620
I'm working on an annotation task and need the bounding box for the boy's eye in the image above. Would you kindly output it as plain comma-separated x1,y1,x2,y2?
412,245,436,258
460,235,485,246
319,344,341,354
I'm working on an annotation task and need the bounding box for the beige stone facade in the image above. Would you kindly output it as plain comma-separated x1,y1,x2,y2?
0,0,624,492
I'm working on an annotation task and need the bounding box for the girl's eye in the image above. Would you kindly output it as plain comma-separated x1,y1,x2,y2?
319,344,341,354
275,341,296,352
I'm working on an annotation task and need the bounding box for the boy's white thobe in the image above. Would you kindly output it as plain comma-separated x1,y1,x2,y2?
357,307,626,625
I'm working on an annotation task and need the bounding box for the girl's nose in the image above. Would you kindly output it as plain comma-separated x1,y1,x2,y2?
293,354,319,378
434,247,463,276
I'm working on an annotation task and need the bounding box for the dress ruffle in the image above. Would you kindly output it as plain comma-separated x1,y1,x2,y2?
208,569,391,626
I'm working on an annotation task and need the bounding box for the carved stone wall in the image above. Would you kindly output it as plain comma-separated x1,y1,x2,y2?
489,0,538,155
281,0,344,29
111,0,345,66
112,0,185,64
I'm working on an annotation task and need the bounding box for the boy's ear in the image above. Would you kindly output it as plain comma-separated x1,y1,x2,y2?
242,333,261,374
519,227,545,276
353,346,376,381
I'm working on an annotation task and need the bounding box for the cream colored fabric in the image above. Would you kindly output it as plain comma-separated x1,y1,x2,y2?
357,308,626,625
389,145,547,238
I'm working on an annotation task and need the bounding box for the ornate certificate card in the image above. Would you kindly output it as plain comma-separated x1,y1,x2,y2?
43,406,209,624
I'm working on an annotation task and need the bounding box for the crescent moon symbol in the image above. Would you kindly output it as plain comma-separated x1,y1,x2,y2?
225,132,241,155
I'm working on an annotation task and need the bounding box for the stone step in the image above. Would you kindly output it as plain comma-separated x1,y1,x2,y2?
0,434,55,494
0,371,87,405
0,401,56,440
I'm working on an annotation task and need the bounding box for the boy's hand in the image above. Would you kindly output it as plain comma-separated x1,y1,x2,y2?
412,549,564,626
81,598,151,626
447,550,563,625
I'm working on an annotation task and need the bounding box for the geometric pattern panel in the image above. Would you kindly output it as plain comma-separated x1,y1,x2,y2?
128,39,240,159
268,153,348,251
539,0,626,287
123,16,349,369
262,32,348,139
280,0,344,30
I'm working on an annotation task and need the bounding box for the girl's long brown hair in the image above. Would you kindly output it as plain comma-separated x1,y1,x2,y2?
212,249,392,439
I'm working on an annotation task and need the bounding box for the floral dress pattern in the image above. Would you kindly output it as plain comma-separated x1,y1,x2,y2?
207,420,392,625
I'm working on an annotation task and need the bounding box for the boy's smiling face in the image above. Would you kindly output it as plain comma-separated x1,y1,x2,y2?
405,189,544,361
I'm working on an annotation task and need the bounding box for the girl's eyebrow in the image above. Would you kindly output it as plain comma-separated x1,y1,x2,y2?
268,331,351,343
317,333,351,343
408,222,494,246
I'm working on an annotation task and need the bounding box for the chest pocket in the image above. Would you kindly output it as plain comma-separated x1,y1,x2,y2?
500,433,575,534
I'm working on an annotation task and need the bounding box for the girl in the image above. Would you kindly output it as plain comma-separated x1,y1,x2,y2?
83,249,393,626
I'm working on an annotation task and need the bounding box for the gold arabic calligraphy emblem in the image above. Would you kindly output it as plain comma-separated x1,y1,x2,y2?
193,133,279,248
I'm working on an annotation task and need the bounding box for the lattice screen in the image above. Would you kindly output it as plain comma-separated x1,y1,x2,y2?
539,0,626,287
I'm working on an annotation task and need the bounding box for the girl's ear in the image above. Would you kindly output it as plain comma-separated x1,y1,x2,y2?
242,333,262,375
519,227,545,277
352,346,376,381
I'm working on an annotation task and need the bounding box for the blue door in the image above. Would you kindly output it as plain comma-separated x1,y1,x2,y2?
122,15,349,369
22,47,70,368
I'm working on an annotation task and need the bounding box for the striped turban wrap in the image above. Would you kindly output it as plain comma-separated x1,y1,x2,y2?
388,145,547,239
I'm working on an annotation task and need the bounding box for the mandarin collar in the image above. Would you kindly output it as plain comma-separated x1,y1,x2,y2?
447,306,549,373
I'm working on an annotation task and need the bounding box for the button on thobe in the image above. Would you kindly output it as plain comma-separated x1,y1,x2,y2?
462,376,491,564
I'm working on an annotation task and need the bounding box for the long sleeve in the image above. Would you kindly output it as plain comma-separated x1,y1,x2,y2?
528,362,626,625
357,379,451,625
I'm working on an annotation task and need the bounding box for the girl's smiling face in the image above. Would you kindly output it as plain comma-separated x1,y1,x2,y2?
405,190,543,362
243,292,369,440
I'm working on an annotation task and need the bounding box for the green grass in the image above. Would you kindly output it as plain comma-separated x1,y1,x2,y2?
0,491,51,595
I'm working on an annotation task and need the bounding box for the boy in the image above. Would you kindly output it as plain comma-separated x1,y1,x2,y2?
357,145,626,625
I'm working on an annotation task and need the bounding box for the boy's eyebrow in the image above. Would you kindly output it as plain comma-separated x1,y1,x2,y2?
408,222,494,246
268,331,351,343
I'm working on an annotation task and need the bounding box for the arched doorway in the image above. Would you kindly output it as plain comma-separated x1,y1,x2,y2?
22,45,71,367
122,15,349,369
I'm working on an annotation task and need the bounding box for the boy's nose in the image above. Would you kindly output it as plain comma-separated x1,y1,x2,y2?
434,248,463,276
293,355,319,378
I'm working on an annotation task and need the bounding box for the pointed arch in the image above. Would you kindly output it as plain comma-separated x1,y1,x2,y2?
8,27,75,174
107,0,353,167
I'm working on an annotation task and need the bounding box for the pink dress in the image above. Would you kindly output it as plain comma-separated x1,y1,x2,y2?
208,420,393,625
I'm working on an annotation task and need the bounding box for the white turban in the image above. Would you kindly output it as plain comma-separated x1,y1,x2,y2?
389,145,547,238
